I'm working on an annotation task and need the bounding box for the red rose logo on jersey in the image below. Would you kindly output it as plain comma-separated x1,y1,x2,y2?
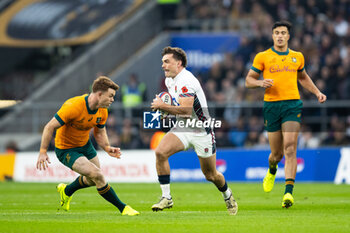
181,86,188,93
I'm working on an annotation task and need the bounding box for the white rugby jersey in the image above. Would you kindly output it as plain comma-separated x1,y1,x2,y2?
165,68,212,135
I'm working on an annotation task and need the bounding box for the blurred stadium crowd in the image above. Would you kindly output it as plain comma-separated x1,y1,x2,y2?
168,0,350,100
1,0,350,151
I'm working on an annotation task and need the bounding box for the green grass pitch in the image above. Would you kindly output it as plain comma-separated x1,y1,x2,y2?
0,182,349,233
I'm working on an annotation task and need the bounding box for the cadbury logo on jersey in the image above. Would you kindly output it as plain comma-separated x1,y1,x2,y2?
70,123,92,131
269,65,297,73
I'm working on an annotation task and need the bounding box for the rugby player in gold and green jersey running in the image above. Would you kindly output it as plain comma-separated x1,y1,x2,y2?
36,76,139,216
245,21,327,208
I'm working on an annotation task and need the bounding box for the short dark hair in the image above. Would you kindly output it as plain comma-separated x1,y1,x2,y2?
92,76,119,93
162,46,187,67
272,21,292,33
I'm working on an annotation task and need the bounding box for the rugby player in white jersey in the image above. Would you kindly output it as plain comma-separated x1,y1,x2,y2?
151,46,238,215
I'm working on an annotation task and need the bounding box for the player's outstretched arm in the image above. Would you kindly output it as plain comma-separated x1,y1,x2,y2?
297,70,327,103
36,117,61,170
94,127,121,158
245,69,273,89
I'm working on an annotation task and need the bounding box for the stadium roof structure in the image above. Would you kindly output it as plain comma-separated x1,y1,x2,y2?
0,0,144,47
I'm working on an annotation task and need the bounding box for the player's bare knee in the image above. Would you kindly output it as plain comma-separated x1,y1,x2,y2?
155,148,169,161
284,143,296,157
88,169,104,183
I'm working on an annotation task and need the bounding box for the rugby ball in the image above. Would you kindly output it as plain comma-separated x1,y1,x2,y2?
158,91,172,118
159,92,173,105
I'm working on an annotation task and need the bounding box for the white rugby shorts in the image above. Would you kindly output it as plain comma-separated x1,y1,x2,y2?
170,130,216,158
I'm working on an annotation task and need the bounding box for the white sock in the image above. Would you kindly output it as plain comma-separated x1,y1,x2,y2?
222,188,232,199
160,184,171,199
